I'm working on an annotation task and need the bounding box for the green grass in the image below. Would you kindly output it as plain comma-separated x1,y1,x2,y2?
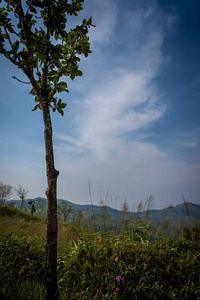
0,204,81,251
57,230,200,299
0,204,200,299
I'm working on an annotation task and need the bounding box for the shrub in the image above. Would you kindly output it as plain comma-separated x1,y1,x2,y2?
0,204,40,222
58,232,200,299
0,234,45,299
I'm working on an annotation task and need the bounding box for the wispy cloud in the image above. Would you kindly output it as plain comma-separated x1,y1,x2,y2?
1,0,198,209
88,0,117,46
57,0,174,161
52,0,191,209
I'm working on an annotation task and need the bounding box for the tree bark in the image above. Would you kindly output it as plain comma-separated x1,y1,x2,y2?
41,102,59,300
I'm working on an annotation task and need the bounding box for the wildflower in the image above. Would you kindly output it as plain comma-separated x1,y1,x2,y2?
133,267,136,270
173,294,176,297
143,264,148,269
115,257,119,262
115,287,119,292
116,276,122,282
171,278,175,282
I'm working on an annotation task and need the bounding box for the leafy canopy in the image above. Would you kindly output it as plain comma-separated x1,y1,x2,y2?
0,0,93,115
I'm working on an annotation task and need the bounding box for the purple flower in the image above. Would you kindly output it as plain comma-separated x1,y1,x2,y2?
133,267,136,270
115,257,119,262
115,287,119,292
116,276,122,282
143,264,148,269
171,278,176,282
173,294,176,297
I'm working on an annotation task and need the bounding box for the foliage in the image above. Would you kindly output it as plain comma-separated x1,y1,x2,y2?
0,1,94,297
0,0,93,116
28,199,36,215
180,227,200,242
0,203,40,221
15,184,29,210
0,204,200,299
0,182,12,204
35,197,46,217
0,204,80,250
0,234,45,299
74,210,84,227
58,231,200,299
58,200,74,222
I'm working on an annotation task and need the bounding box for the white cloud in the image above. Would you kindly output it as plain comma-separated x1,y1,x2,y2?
51,0,191,209
58,0,172,161
88,1,117,46
53,2,200,209
69,70,165,161
2,0,199,210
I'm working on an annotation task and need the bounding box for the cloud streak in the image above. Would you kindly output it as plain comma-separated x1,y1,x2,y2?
52,0,196,209
57,0,173,161
1,0,199,209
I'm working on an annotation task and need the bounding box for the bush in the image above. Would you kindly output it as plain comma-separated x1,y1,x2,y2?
0,204,40,222
0,212,199,299
0,234,45,299
58,231,200,299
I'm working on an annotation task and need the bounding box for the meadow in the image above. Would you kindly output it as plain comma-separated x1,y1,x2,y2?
0,203,199,299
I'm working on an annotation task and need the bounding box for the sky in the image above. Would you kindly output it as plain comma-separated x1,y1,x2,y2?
0,0,200,211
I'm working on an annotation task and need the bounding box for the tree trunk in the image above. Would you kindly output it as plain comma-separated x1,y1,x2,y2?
41,102,59,300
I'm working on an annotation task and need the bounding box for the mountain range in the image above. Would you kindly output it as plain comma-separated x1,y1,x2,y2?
7,198,200,232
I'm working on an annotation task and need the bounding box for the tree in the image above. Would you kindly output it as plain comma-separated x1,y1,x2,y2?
74,209,83,227
58,199,73,222
0,1,93,298
35,197,46,217
0,182,13,204
15,184,28,210
28,199,36,214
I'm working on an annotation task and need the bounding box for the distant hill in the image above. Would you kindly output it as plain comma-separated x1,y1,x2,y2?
7,198,200,233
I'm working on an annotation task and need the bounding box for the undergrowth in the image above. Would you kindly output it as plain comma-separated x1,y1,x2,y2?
0,204,200,299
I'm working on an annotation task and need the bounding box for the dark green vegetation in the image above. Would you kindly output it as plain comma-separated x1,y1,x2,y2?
0,203,200,299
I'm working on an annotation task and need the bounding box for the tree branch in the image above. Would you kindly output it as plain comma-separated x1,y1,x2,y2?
2,23,21,66
42,4,52,96
12,76,30,84
16,0,34,68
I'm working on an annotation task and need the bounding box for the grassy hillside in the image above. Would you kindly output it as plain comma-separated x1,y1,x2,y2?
7,198,200,234
0,204,200,299
0,204,81,251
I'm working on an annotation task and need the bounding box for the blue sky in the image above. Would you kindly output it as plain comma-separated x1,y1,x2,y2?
0,0,200,210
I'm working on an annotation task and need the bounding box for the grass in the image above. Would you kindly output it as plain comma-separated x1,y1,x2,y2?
58,232,200,299
0,203,200,299
0,204,82,251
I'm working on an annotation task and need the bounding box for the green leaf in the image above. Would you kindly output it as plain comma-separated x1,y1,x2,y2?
56,81,67,93
29,5,37,14
29,88,35,95
34,96,39,102
54,31,59,41
59,103,67,109
57,108,64,116
32,103,40,111
12,40,19,51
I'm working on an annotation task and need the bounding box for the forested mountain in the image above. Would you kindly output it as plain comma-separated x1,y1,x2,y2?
7,198,200,231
